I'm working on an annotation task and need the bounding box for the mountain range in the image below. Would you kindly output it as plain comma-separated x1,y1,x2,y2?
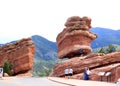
31,35,57,60
91,27,120,48
0,27,120,75
31,27,120,61
1,27,120,61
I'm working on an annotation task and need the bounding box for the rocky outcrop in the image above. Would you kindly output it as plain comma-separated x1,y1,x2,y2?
56,16,97,59
0,38,35,75
51,16,120,83
50,52,120,82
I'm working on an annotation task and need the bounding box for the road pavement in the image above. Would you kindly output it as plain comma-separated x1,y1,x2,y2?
0,77,69,86
0,77,117,86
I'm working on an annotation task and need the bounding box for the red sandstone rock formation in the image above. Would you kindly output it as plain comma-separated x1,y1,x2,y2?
50,52,120,82
56,16,97,59
51,16,120,83
0,38,35,75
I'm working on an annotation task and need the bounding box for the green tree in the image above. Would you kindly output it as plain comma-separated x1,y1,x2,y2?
106,44,116,53
3,61,13,76
98,47,105,53
38,69,52,77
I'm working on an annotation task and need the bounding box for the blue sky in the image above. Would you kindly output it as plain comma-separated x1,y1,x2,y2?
0,0,120,43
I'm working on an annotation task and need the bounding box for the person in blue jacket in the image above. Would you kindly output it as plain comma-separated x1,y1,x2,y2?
84,67,90,80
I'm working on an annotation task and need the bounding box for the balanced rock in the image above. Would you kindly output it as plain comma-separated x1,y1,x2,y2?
56,16,97,59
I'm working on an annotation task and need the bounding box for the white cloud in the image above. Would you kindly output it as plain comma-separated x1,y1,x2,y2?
0,0,120,43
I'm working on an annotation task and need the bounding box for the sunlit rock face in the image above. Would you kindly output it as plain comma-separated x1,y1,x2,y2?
0,38,36,75
56,16,97,59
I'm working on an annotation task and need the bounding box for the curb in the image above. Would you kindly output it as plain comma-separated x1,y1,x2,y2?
48,77,76,86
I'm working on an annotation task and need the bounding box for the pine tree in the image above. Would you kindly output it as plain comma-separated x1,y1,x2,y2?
98,48,105,53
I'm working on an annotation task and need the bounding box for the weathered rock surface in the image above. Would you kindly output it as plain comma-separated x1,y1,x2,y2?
56,16,97,59
50,52,120,82
0,38,36,75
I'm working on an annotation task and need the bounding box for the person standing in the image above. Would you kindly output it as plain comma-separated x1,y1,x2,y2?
84,67,90,80
64,68,69,78
69,68,73,78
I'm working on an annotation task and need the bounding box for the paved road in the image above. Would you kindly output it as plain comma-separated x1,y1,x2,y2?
0,77,68,86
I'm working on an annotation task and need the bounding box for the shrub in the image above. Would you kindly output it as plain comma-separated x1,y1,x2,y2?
38,69,52,77
3,61,13,76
